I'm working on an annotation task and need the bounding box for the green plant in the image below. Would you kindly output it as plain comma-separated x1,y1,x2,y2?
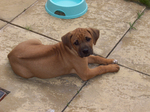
137,11,144,19
128,11,144,30
139,0,150,7
129,22,136,30
25,26,32,31
126,0,150,7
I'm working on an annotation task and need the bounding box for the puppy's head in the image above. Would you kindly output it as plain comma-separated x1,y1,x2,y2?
61,28,99,58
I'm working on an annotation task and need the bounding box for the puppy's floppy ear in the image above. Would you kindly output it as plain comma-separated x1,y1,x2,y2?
87,28,99,45
61,32,72,49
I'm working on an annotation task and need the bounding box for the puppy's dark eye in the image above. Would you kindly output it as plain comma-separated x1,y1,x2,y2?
86,37,91,42
74,40,79,45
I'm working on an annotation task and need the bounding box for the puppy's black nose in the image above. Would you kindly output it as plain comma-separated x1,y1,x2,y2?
82,48,89,54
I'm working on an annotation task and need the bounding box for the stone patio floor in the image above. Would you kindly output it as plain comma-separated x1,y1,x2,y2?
0,0,150,112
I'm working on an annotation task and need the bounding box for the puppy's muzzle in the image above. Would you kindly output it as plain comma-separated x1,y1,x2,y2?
82,48,89,54
80,47,93,58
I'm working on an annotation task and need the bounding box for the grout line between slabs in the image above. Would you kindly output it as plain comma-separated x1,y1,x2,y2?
0,0,39,30
61,64,150,111
0,23,8,30
104,7,150,76
0,1,39,30
9,0,39,23
106,8,146,58
91,53,150,77
61,81,88,112
61,64,150,112
119,64,150,77
0,18,60,42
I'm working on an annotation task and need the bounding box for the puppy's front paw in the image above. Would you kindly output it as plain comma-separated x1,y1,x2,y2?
106,59,118,65
112,64,120,72
113,59,118,64
108,64,120,72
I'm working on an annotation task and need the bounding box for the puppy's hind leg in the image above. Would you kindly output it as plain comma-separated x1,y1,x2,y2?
22,39,42,45
11,64,34,79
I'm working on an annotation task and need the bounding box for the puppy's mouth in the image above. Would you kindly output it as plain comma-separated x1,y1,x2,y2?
79,47,93,58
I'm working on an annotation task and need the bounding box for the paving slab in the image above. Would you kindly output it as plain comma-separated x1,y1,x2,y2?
12,0,145,57
109,9,150,75
0,0,37,21
65,67,150,112
0,20,7,29
0,24,84,112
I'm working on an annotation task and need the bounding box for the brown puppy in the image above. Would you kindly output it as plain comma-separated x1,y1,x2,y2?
8,28,119,81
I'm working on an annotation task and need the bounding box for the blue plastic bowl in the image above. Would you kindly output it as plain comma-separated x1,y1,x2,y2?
45,0,88,19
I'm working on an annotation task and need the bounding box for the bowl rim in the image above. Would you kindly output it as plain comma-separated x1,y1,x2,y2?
50,0,84,7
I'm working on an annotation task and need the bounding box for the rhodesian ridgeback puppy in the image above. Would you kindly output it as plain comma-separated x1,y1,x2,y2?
8,28,119,81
